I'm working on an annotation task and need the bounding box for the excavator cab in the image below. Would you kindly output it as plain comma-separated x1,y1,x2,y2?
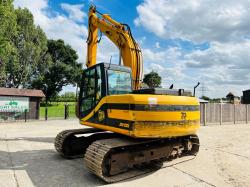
78,63,132,118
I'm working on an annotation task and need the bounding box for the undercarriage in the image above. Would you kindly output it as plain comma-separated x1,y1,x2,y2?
54,128,199,183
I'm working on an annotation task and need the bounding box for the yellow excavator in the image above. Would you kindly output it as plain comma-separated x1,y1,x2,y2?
55,6,200,183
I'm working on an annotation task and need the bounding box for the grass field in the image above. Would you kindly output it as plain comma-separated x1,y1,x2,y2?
39,102,76,119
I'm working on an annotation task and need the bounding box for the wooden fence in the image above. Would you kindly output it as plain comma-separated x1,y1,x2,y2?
200,103,249,125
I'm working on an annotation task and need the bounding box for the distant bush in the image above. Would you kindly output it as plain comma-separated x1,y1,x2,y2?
40,103,53,107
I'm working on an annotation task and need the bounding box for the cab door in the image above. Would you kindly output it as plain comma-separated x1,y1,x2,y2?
79,64,106,122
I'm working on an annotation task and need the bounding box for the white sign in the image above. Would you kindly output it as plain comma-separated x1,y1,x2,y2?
148,97,157,105
0,96,29,112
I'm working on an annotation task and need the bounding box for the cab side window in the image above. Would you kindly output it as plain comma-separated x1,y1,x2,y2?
81,68,95,112
96,66,102,104
81,65,103,114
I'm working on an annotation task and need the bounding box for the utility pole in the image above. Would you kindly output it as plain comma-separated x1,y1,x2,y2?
200,82,209,97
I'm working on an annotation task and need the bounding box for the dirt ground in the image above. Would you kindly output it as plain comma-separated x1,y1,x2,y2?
0,119,249,187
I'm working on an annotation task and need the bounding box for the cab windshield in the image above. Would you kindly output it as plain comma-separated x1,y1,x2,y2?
108,69,132,95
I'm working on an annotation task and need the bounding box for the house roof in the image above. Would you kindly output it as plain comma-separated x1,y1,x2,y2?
226,92,236,97
199,98,209,103
0,87,45,97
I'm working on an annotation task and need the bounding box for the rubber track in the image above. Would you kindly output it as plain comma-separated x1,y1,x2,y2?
84,138,163,183
84,135,200,183
55,129,199,183
54,128,104,158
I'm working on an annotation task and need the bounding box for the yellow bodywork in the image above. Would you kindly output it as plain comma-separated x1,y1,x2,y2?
80,94,200,138
80,6,200,139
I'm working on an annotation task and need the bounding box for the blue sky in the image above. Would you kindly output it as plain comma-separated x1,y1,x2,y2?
14,0,250,98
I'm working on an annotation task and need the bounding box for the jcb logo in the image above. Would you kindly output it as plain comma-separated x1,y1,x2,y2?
119,123,129,128
181,112,187,121
98,110,105,121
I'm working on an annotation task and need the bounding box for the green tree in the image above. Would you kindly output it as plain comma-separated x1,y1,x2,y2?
143,71,161,88
200,96,210,101
60,92,76,102
0,0,17,85
5,8,49,88
31,39,82,103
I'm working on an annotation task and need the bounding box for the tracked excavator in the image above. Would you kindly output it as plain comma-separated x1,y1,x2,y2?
55,6,200,183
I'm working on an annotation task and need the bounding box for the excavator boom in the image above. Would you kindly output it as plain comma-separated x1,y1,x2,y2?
86,6,143,90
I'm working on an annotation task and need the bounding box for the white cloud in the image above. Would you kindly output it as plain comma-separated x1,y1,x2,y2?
185,41,250,69
96,37,120,64
13,0,250,98
155,42,160,49
184,40,250,95
143,47,182,64
141,39,250,97
135,0,250,43
142,46,187,89
61,3,86,22
137,36,146,46
135,0,250,97
14,0,88,63
14,0,48,27
13,0,119,95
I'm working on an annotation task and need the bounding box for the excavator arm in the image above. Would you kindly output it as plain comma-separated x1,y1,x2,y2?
86,6,143,90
